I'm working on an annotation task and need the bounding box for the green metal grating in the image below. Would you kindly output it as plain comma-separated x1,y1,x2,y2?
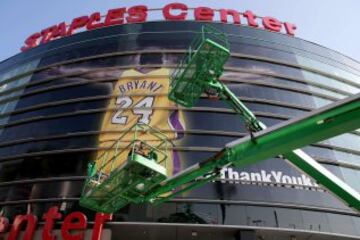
80,153,167,213
79,123,171,213
165,26,360,212
80,25,360,213
168,25,230,108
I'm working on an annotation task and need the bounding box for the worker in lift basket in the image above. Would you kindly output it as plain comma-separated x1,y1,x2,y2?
128,140,158,162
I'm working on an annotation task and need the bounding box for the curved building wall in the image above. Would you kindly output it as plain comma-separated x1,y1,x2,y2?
0,21,359,239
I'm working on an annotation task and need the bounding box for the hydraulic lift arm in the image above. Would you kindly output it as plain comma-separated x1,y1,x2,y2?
215,81,360,211
148,82,360,211
80,25,360,213
146,26,360,212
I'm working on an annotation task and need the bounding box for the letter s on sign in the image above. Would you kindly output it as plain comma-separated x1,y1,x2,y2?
127,5,148,23
21,32,41,51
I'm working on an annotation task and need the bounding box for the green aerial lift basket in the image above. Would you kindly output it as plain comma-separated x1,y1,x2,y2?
79,123,171,213
79,24,360,213
165,25,360,212
168,25,230,108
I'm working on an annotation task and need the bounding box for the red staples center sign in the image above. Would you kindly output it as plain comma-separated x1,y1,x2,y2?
21,2,297,51
0,207,112,240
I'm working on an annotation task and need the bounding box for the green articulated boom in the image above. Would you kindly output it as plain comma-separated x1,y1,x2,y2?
80,25,360,213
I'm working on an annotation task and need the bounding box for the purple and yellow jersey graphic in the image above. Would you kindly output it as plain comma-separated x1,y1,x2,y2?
96,68,185,175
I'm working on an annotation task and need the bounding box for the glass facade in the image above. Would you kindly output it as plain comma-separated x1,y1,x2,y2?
0,21,359,239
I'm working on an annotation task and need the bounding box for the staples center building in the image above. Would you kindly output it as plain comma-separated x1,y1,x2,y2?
0,3,360,240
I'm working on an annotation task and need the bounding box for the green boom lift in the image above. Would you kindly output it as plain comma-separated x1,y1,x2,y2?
80,25,360,213
80,124,171,213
